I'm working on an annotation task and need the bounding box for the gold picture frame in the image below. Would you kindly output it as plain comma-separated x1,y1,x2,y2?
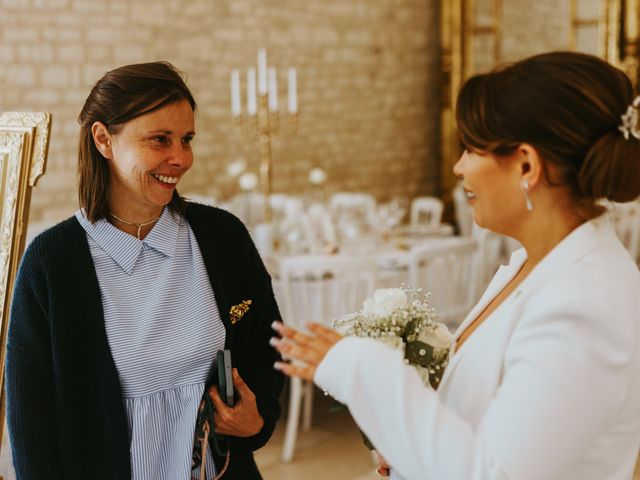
0,112,51,465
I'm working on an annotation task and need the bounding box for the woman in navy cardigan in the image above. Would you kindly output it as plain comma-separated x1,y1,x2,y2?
6,61,283,479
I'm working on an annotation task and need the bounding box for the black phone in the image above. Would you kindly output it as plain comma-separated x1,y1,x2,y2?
217,349,234,407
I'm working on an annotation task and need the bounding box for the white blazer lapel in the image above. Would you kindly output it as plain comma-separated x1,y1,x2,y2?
440,250,526,387
452,256,524,341
439,217,612,393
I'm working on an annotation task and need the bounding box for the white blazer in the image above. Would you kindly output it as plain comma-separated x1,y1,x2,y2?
316,216,640,479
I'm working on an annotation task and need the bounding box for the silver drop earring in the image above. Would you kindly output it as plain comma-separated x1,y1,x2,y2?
522,180,533,212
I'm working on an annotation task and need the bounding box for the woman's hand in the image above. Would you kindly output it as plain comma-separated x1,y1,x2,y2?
270,321,342,381
374,450,391,477
208,368,264,437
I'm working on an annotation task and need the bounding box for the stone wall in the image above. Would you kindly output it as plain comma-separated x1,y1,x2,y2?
0,0,440,223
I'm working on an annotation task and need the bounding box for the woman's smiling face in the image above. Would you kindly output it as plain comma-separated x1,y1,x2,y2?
103,99,195,216
453,147,523,235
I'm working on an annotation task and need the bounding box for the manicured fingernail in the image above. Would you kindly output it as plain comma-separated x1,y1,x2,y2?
273,361,284,371
269,337,280,347
271,321,283,331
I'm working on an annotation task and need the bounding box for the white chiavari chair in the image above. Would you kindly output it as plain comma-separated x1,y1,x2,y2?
300,204,337,254
330,192,376,224
226,192,266,227
608,200,640,264
407,237,478,330
410,196,444,228
183,193,216,206
452,181,474,237
470,224,522,301
277,255,377,462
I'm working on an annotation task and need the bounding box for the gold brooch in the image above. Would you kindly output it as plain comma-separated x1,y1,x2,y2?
230,300,252,325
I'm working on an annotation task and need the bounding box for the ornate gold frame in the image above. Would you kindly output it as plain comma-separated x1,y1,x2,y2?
620,0,640,85
439,0,465,212
440,0,503,213
0,112,51,466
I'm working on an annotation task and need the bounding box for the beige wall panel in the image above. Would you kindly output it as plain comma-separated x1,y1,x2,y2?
501,0,570,64
577,24,600,54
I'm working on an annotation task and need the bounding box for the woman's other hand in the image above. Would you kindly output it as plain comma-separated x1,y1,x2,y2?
208,369,264,437
374,450,391,477
270,321,342,381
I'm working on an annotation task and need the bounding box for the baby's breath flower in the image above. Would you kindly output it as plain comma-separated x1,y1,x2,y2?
331,287,452,389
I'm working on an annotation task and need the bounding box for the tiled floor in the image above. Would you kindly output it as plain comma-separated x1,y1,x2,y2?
255,387,380,480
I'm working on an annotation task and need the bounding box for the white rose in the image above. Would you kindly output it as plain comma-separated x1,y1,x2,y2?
362,288,408,317
238,172,258,191
417,323,453,357
376,335,405,350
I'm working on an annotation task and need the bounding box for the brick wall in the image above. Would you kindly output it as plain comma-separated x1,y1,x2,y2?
0,0,440,223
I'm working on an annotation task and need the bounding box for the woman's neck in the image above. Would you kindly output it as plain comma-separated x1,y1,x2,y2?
108,207,164,240
514,202,585,267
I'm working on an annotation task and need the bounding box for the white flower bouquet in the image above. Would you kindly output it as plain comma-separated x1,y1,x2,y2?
333,287,452,389
329,287,453,451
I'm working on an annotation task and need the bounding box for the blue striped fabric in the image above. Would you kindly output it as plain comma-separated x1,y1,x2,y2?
76,208,225,480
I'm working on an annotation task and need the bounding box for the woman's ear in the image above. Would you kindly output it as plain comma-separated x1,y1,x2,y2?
91,121,113,160
516,143,543,189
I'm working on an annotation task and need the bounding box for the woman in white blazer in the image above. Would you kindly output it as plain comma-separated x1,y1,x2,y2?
271,51,640,480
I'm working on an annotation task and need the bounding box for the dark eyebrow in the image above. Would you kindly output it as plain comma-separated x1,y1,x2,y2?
146,130,196,136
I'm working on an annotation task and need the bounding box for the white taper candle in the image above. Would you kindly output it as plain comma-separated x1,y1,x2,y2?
257,48,268,95
247,67,257,116
268,67,278,112
230,69,241,117
287,67,298,114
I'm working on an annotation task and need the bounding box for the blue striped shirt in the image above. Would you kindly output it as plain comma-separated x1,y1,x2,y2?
76,208,225,480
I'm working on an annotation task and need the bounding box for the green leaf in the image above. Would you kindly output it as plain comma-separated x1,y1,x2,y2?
403,318,417,338
405,340,434,367
329,400,348,413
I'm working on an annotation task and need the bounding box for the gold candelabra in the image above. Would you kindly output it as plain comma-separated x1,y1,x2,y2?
230,50,298,222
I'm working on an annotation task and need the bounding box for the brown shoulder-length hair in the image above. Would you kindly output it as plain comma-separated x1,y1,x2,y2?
456,51,640,219
77,61,197,222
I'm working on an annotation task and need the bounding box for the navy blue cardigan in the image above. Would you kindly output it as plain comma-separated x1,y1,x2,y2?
6,203,284,479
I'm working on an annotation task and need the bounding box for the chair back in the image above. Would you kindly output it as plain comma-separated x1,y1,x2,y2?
300,204,337,254
329,192,376,223
608,201,640,263
269,194,303,219
278,255,377,329
471,224,505,296
407,237,478,329
0,112,51,451
183,193,216,206
452,181,474,236
410,196,444,227
227,192,266,227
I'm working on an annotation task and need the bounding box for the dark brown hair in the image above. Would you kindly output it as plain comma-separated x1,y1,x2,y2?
78,61,197,222
456,51,640,218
